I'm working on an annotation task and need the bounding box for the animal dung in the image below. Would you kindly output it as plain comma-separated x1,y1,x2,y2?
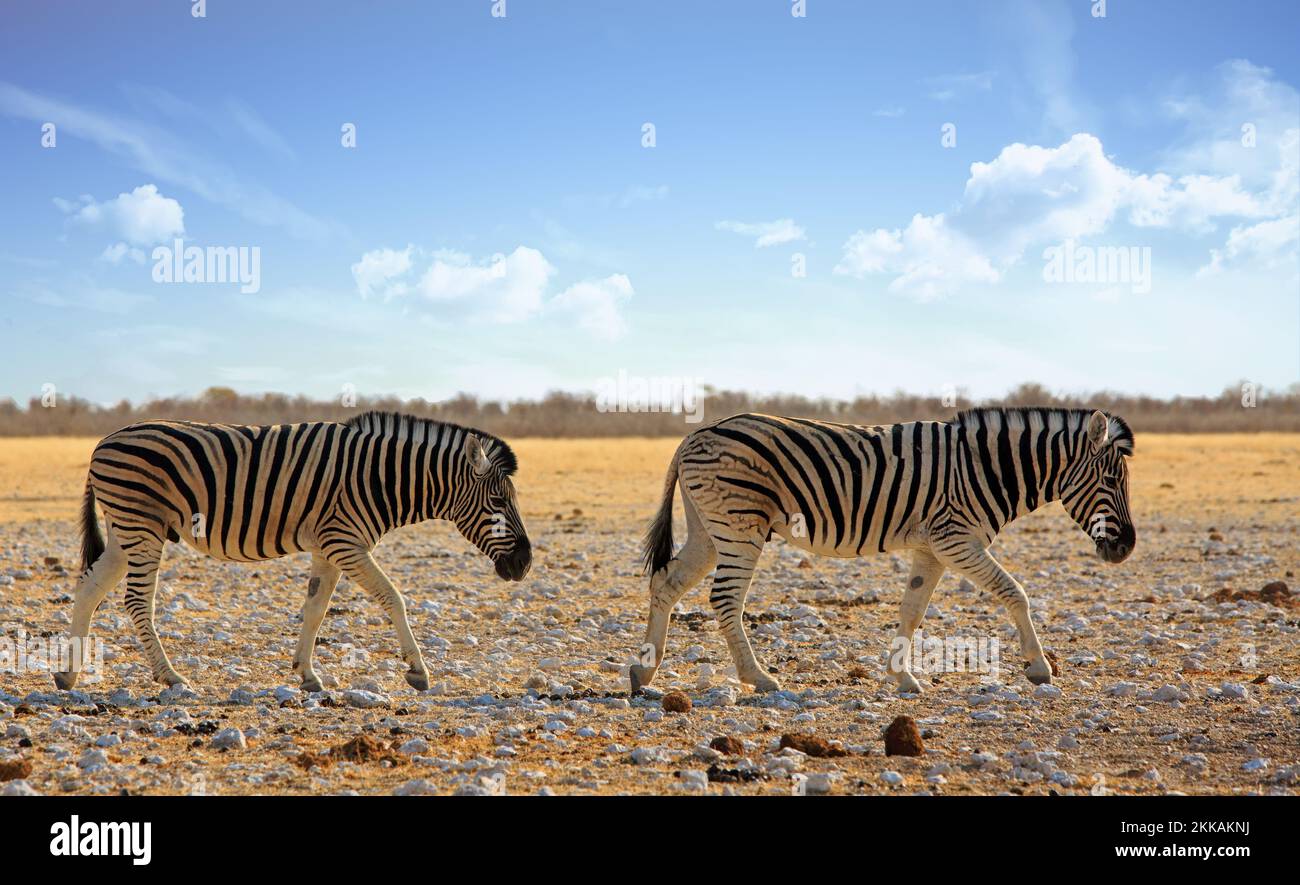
662,691,692,713
779,732,850,758
883,715,925,757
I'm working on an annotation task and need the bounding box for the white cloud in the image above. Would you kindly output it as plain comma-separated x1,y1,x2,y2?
351,245,633,337
59,184,184,246
873,106,905,118
1198,215,1299,276
351,246,414,299
0,82,333,240
837,214,999,301
418,246,555,323
547,274,634,341
837,120,1297,297
99,242,147,265
715,218,806,248
1162,61,1300,197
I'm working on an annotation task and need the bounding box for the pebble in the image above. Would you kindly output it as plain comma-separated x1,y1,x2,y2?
342,690,389,709
399,738,430,755
211,728,246,750
1,780,39,796
630,746,670,766
78,749,109,771
393,778,438,796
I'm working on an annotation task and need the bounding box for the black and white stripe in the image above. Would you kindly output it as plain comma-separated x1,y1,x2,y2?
632,407,1135,693
56,411,531,691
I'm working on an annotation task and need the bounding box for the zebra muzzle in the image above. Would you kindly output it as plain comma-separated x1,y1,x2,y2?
494,543,532,581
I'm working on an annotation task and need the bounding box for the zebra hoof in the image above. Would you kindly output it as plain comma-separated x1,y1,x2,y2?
748,673,782,693
300,674,324,693
53,671,77,691
894,673,924,694
1025,659,1053,685
405,670,430,692
628,664,654,693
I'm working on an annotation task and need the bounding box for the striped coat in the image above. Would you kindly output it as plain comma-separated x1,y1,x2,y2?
632,408,1135,694
55,412,531,692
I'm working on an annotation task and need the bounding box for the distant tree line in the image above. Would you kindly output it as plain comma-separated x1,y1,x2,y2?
0,382,1296,436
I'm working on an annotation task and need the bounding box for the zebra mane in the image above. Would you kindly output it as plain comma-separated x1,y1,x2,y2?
342,411,518,476
952,407,1134,455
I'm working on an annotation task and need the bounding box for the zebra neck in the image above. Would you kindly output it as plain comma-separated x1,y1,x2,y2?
351,428,450,532
956,414,1083,531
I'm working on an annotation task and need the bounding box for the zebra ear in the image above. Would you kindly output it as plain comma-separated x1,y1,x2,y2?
1086,410,1109,449
463,434,491,477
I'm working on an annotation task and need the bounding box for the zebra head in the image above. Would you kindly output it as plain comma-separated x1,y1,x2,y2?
1060,410,1135,564
451,432,531,581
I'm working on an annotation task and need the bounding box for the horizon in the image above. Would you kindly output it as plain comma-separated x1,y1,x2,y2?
3,377,1298,413
2,1,1298,407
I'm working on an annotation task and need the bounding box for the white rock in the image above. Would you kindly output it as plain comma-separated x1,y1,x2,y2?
393,778,438,796
804,772,836,795
1050,771,1078,787
211,728,246,750
78,749,109,770
1151,684,1187,703
399,738,430,755
342,689,389,709
678,769,709,793
880,770,903,785
1220,682,1249,700
1,780,39,796
630,746,669,766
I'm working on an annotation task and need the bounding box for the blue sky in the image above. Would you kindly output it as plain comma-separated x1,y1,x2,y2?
1,0,1297,405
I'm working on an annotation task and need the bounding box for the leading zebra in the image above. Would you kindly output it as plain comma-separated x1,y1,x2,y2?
55,411,531,692
631,408,1135,694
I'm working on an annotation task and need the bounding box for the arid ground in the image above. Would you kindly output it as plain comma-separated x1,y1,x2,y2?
1,434,1297,796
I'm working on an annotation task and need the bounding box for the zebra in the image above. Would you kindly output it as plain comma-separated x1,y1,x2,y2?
53,411,531,692
630,408,1134,694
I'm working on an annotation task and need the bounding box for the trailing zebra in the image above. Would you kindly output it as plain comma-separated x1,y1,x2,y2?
54,411,531,692
631,408,1135,694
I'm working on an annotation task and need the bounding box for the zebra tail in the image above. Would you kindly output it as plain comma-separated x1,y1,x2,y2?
79,480,105,574
641,448,680,575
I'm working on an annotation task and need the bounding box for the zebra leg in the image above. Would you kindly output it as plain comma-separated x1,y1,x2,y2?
334,550,430,691
935,542,1052,685
122,533,188,687
887,548,946,694
293,555,341,692
53,526,128,690
709,532,779,692
629,492,717,692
